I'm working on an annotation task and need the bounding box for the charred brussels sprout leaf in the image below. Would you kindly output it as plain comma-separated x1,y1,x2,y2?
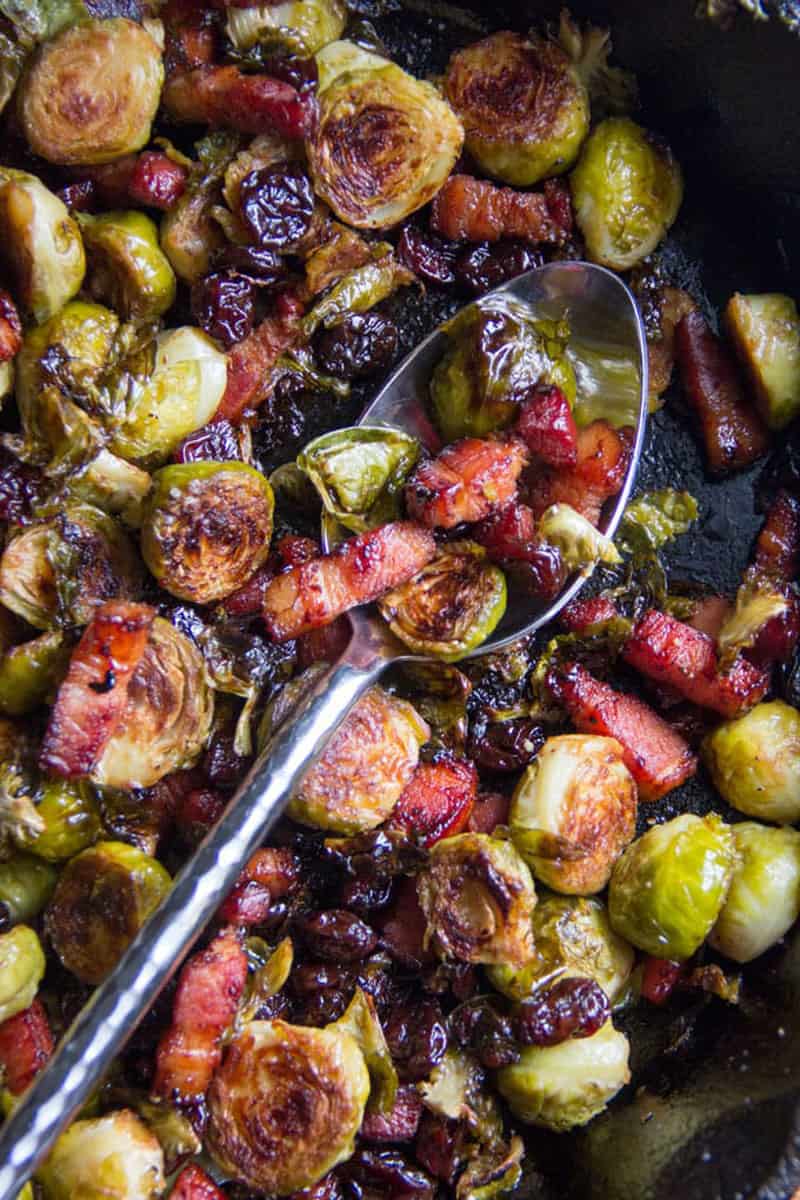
36,1109,165,1200
710,822,800,963
207,1020,370,1194
227,0,347,54
618,489,699,556
726,292,800,429
0,631,70,716
0,924,45,1023
0,853,57,925
717,578,788,671
45,841,171,984
608,814,736,960
297,426,419,533
142,462,274,604
79,211,176,324
570,117,683,271
328,986,398,1115
539,504,622,569
19,18,163,166
703,700,800,822
0,169,85,324
378,541,507,663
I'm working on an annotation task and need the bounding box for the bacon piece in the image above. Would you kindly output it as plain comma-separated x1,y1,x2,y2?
622,609,769,718
646,287,696,405
128,151,188,211
164,66,314,138
0,289,22,363
361,1085,424,1143
277,534,319,567
675,309,769,474
217,847,300,925
39,602,155,778
175,787,227,845
0,1001,53,1095
215,291,305,423
753,490,800,583
171,1164,226,1200
262,521,437,641
549,662,697,802
560,595,621,633
153,926,248,1102
467,791,510,834
296,615,352,670
162,0,217,73
473,500,563,594
430,175,567,246
377,877,435,970
524,420,632,526
223,563,277,617
688,595,731,639
405,438,528,530
516,385,578,468
70,155,138,207
390,758,477,848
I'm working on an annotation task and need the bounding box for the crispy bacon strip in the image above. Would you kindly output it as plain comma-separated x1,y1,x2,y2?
377,877,435,970
467,791,510,834
39,602,155,778
164,66,313,138
523,420,632,526
549,662,697,802
0,289,22,363
517,384,578,468
262,521,437,642
214,291,305,424
560,595,621,633
753,490,800,583
675,309,769,474
405,438,528,529
0,1001,54,1095
217,847,301,925
171,1163,226,1200
390,758,477,848
646,287,696,405
430,174,567,245
688,595,732,639
153,926,248,1103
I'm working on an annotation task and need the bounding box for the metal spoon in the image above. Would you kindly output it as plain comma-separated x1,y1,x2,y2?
0,260,647,1198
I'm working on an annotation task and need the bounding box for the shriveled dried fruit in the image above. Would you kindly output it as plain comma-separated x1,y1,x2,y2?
239,164,315,250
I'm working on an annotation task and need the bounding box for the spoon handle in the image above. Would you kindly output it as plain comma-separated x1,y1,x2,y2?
0,646,386,1200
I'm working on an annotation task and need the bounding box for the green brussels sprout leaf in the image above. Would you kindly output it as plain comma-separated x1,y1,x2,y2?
298,426,420,534
717,577,789,671
328,986,398,1115
618,489,699,557
539,504,622,570
240,936,294,1026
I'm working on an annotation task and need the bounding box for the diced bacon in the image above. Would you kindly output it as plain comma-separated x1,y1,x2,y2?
277,535,319,567
39,602,155,778
549,662,697,802
646,287,697,405
153,926,248,1102
128,152,188,211
753,491,800,585
262,521,436,642
171,1164,226,1200
405,438,528,530
163,66,314,138
296,615,352,670
217,847,300,925
361,1085,424,1143
524,420,632,526
0,289,22,363
377,877,435,970
390,758,477,847
430,174,568,245
750,595,800,667
516,385,578,468
560,595,621,633
0,1001,53,1094
688,596,732,640
214,291,305,423
174,788,227,845
223,563,277,617
622,609,769,718
467,791,510,834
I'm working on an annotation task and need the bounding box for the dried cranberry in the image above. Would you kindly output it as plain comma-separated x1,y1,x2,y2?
191,271,256,349
263,53,318,98
314,312,398,380
514,977,611,1047
0,449,42,525
57,178,96,212
295,910,378,963
173,418,247,465
239,164,314,250
384,999,447,1082
203,729,251,789
340,873,394,914
361,1085,423,1144
450,997,519,1069
295,989,350,1025
415,1112,467,1185
342,1150,434,1200
218,879,273,926
289,1173,344,1200
174,788,226,845
468,712,545,773
0,289,22,363
290,963,354,996
128,151,187,211
213,243,287,288
455,241,544,296
640,957,687,1006
396,225,458,286
504,551,565,599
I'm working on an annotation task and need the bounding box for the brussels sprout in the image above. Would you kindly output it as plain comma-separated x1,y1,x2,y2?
36,1109,165,1200
416,832,537,967
302,246,413,339
608,814,736,960
538,504,622,570
298,426,419,534
510,735,637,895
0,528,57,630
160,175,225,286
92,618,214,790
0,31,25,118
45,841,171,984
109,327,228,467
75,450,152,529
0,169,85,323
444,30,589,186
725,292,800,429
315,38,390,93
703,701,800,823
0,853,57,925
0,631,70,716
430,299,573,443
289,687,428,834
709,822,800,963
308,58,463,229
618,489,699,557
79,211,176,324
0,360,13,404
0,925,45,1024
16,777,100,862
329,986,397,1115
19,18,163,166
226,0,347,55
572,118,682,272
378,541,507,663
240,936,294,1025
487,894,634,1004
207,1019,370,1194
495,1018,630,1131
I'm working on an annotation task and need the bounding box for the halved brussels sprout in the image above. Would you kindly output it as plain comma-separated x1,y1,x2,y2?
495,1018,630,1131
79,211,176,324
226,0,347,54
75,450,152,529
538,505,622,569
19,18,163,166
45,840,171,984
0,853,58,926
207,1020,370,1194
444,30,589,186
378,541,507,663
0,528,58,630
416,832,537,967
0,924,45,1024
315,38,390,93
36,1109,165,1200
142,462,274,604
91,618,214,790
15,777,100,862
608,814,736,960
0,631,70,717
109,327,228,467
298,426,419,534
0,169,85,323
510,735,637,895
487,893,634,1004
328,986,397,1115
308,57,463,229
302,245,413,339
710,822,800,963
570,117,683,271
725,292,800,430
703,701,800,823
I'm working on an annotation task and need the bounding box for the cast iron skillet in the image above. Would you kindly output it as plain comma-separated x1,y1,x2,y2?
289,4,800,1197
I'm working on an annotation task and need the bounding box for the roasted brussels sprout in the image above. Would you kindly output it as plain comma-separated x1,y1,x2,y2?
91,618,214,790
315,38,389,93
0,169,85,323
226,0,347,54
0,925,45,1024
308,51,463,229
75,450,152,529
495,1018,630,1130
703,701,800,823
36,1109,165,1200
570,117,683,271
141,462,274,604
15,777,100,862
45,841,171,984
416,832,537,967
538,504,622,569
608,814,736,960
444,31,589,186
0,854,57,926
378,541,507,663
298,426,419,534
289,687,428,833
709,822,800,963
487,894,634,1004
19,19,164,166
0,632,70,717
329,986,398,1115
725,292,800,429
207,1020,370,1194
79,211,176,323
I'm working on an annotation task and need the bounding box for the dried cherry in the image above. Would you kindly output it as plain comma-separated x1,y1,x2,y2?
314,312,398,380
213,243,287,288
468,711,545,773
514,977,610,1046
56,178,96,212
173,418,247,465
0,449,42,525
384,999,447,1082
396,226,458,286
455,240,543,296
239,164,315,250
341,1149,434,1200
191,271,256,349
294,909,378,963
128,151,187,211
